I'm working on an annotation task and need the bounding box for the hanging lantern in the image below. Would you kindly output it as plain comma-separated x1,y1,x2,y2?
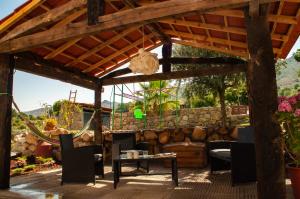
129,49,159,75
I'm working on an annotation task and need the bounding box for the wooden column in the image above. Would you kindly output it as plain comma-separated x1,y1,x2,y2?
88,0,105,25
0,54,14,189
94,82,102,145
244,3,285,199
162,42,172,73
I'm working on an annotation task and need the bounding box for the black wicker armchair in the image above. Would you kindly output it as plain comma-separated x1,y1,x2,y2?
208,126,256,186
59,134,104,185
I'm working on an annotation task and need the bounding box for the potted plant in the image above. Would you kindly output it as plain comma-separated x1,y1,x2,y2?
277,93,300,199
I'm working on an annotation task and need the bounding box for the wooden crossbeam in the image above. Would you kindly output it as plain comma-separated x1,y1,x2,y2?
102,64,246,85
0,0,279,53
15,52,98,90
66,27,137,66
0,0,45,35
43,9,87,60
83,33,155,73
95,42,162,77
173,39,248,58
160,18,289,41
160,57,246,65
123,0,170,42
0,0,87,42
102,56,246,79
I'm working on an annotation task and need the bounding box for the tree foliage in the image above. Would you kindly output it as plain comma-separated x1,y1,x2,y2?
294,49,300,62
172,44,247,126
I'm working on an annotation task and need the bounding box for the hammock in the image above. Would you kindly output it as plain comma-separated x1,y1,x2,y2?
12,99,96,146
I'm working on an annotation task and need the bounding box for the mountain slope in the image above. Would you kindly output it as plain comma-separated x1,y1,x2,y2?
277,57,300,89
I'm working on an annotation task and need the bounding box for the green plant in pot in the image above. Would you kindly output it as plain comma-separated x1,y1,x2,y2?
277,93,300,199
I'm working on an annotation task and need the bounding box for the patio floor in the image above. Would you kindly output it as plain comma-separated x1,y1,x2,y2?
0,166,294,199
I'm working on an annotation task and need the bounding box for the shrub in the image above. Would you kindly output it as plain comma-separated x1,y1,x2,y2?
44,118,57,131
12,168,24,175
23,165,36,172
36,157,54,164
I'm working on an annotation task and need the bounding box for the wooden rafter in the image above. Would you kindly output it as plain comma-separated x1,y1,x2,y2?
160,18,289,41
165,30,281,54
95,42,162,77
278,7,300,57
0,0,280,53
209,8,299,24
0,0,87,42
83,32,155,73
66,27,137,66
173,39,248,58
0,0,45,35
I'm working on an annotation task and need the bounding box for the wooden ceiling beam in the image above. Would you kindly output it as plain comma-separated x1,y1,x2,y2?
14,52,98,90
43,9,87,60
83,33,155,73
0,0,87,42
0,0,280,53
102,64,246,85
0,0,45,35
123,0,170,42
160,18,289,41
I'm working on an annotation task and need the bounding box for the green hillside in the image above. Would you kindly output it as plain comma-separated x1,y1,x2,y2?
277,56,300,90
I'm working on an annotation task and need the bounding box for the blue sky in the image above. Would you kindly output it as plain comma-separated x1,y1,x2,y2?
1,1,300,111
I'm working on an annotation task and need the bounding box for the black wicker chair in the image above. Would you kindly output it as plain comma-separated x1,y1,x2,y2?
59,134,104,185
112,132,149,172
208,126,256,186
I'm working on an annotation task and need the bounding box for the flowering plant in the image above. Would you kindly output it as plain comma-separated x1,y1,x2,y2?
277,93,300,166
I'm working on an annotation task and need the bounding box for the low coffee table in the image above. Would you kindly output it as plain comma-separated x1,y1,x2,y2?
113,153,178,189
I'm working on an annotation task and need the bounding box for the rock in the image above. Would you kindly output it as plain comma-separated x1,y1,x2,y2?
105,133,112,142
159,131,170,144
192,126,206,141
184,137,192,143
182,127,193,135
81,132,93,142
136,132,141,142
28,144,36,152
25,134,38,145
207,133,221,141
217,127,228,135
182,115,188,121
143,130,158,140
230,127,238,139
173,130,185,142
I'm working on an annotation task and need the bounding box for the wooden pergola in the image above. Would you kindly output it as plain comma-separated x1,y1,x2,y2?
0,0,299,198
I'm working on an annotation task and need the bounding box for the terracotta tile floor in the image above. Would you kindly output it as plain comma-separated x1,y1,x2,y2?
0,166,294,199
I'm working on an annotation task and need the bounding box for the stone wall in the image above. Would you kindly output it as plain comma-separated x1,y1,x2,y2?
12,130,95,159
111,107,249,130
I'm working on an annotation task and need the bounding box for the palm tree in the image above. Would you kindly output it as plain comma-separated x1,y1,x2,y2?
137,80,179,114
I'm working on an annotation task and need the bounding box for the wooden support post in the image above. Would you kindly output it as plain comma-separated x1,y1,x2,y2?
0,54,14,189
162,42,172,73
244,3,285,199
88,0,105,25
94,81,102,145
